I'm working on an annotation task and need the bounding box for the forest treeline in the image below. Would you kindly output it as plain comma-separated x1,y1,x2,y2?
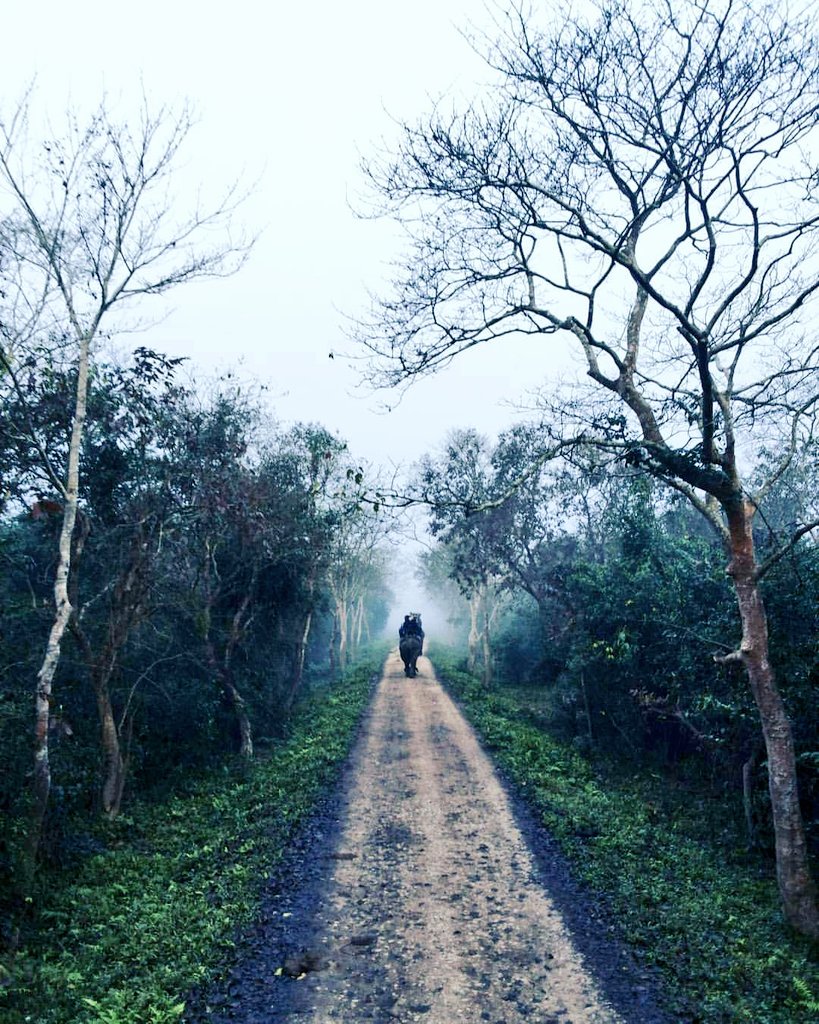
419,427,818,869
0,94,393,943
0,354,391,919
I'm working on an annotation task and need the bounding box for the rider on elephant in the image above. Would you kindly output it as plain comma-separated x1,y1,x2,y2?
399,613,424,654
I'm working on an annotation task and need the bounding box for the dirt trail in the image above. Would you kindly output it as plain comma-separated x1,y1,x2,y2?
189,653,668,1024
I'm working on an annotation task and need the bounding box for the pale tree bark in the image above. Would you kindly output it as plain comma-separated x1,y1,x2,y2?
607,315,819,936
353,594,368,651
465,587,497,686
467,593,481,675
351,597,363,654
335,595,350,672
480,590,493,688
322,561,348,681
26,333,89,880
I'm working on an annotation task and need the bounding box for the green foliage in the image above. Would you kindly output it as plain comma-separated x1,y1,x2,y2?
436,652,819,1024
0,358,395,908
454,465,819,857
0,652,384,1024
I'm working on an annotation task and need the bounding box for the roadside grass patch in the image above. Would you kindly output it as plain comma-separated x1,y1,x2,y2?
435,654,819,1024
1,650,386,1024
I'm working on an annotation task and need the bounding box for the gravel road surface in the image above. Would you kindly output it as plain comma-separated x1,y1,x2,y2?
186,652,670,1024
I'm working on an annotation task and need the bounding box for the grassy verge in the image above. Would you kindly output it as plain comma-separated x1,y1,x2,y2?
0,650,386,1024
434,652,819,1024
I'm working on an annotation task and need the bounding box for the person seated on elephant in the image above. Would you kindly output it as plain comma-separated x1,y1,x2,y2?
399,613,425,653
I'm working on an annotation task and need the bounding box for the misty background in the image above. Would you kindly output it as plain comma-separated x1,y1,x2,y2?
0,0,576,637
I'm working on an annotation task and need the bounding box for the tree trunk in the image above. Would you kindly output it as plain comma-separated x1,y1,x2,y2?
287,608,313,712
329,612,339,676
223,590,254,759
725,500,818,937
353,595,366,652
200,545,254,759
337,599,349,671
68,522,154,819
222,679,253,758
207,651,253,759
580,670,594,745
742,751,759,850
95,675,126,818
481,590,493,687
467,593,480,675
26,332,90,882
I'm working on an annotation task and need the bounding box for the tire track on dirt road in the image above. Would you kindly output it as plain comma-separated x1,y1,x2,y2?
188,652,669,1024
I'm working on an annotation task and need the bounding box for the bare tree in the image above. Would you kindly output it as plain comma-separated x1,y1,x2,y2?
360,0,819,936
0,91,251,877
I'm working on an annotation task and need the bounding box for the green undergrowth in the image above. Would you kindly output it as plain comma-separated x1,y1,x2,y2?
434,653,819,1024
0,649,387,1024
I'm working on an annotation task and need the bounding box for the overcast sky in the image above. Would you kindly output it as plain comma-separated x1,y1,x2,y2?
1,0,574,480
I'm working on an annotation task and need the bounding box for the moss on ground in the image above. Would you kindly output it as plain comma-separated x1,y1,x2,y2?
435,653,819,1024
0,651,386,1024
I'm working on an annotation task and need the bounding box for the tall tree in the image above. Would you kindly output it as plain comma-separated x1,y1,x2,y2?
278,426,349,703
0,93,250,874
361,0,819,935
326,505,392,671
67,353,193,815
157,388,266,760
419,430,506,683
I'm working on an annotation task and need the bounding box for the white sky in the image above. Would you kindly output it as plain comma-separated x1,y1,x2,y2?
0,0,569,477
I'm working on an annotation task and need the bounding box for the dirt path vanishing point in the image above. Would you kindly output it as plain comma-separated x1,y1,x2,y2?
187,652,670,1024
